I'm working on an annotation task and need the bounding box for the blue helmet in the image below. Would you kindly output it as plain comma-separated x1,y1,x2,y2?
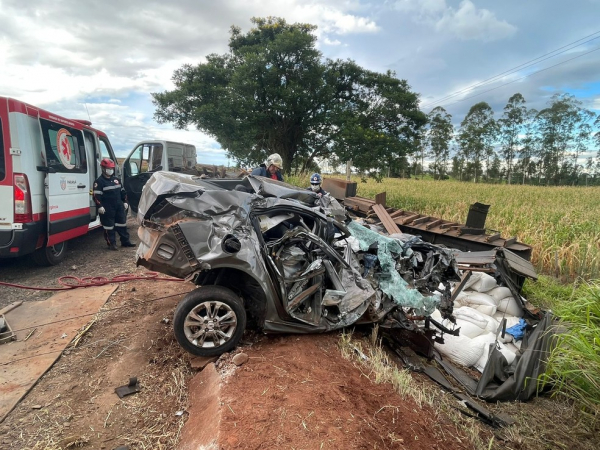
310,173,322,185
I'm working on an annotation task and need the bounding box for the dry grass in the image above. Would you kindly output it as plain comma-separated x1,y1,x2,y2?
355,178,600,281
337,328,599,450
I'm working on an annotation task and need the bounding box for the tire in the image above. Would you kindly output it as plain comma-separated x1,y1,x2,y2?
31,240,68,266
173,286,246,357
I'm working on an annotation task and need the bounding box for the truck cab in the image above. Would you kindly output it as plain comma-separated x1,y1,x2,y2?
121,141,197,212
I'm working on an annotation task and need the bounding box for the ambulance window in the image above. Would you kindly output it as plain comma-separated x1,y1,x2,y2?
40,119,87,173
0,118,4,182
98,138,113,161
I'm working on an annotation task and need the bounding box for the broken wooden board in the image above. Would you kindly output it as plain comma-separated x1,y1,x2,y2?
321,178,358,200
372,203,401,235
0,285,117,423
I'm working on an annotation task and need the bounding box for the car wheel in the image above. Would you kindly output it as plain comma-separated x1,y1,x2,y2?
173,286,246,357
31,240,68,266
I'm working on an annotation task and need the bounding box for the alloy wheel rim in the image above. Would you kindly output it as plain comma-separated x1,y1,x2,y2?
183,300,237,348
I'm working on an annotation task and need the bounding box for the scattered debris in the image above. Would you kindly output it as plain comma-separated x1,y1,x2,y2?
31,405,42,410
232,353,249,366
23,328,37,342
114,377,141,399
190,355,219,370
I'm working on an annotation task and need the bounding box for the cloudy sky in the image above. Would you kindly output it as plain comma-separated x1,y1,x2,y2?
2,0,599,165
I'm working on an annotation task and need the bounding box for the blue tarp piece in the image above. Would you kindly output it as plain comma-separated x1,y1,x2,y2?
506,318,527,341
346,221,439,315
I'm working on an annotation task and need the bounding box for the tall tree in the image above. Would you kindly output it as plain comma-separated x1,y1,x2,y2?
152,17,426,173
536,93,583,185
457,102,497,182
426,106,453,180
499,93,527,184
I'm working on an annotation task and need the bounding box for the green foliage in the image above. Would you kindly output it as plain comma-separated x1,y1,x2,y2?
499,93,527,184
153,17,426,174
526,277,600,415
457,102,498,183
425,106,453,180
449,92,600,186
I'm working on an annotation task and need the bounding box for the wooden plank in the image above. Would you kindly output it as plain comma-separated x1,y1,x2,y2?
485,233,501,242
412,216,430,225
372,204,402,235
0,285,118,423
396,213,420,225
344,197,375,213
439,222,460,229
389,209,405,219
426,219,443,229
0,302,23,316
375,192,386,207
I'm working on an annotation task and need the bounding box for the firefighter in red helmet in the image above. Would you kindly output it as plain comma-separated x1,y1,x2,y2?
93,158,135,250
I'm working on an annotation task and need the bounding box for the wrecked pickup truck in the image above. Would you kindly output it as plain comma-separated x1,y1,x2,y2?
135,172,461,357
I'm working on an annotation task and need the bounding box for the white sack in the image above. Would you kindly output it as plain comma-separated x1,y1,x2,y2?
435,334,484,368
472,332,497,372
492,312,521,329
487,286,513,304
469,272,498,293
497,296,524,317
430,309,443,322
454,318,486,338
497,341,517,365
454,306,489,329
433,314,484,339
496,330,513,344
462,271,483,290
505,342,520,354
455,291,497,316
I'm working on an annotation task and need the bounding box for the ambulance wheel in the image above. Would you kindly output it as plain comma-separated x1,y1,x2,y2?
32,241,68,266
173,286,246,357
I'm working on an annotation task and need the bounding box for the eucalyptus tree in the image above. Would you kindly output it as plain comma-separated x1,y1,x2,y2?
516,108,540,184
152,17,426,174
457,102,498,182
536,93,586,185
426,106,453,180
499,93,527,184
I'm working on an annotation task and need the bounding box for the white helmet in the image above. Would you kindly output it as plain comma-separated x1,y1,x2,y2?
266,153,283,169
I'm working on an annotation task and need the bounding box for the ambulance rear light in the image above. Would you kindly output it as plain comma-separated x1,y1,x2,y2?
14,173,33,223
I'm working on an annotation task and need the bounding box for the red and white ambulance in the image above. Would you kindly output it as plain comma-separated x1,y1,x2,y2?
0,97,121,265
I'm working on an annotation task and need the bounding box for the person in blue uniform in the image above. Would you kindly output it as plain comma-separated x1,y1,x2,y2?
307,173,327,196
93,158,135,250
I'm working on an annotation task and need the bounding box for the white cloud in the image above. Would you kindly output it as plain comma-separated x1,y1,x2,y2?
436,1,517,41
394,0,516,41
394,0,446,15
323,37,342,46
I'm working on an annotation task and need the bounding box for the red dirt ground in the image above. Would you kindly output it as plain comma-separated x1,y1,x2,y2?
219,333,469,450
